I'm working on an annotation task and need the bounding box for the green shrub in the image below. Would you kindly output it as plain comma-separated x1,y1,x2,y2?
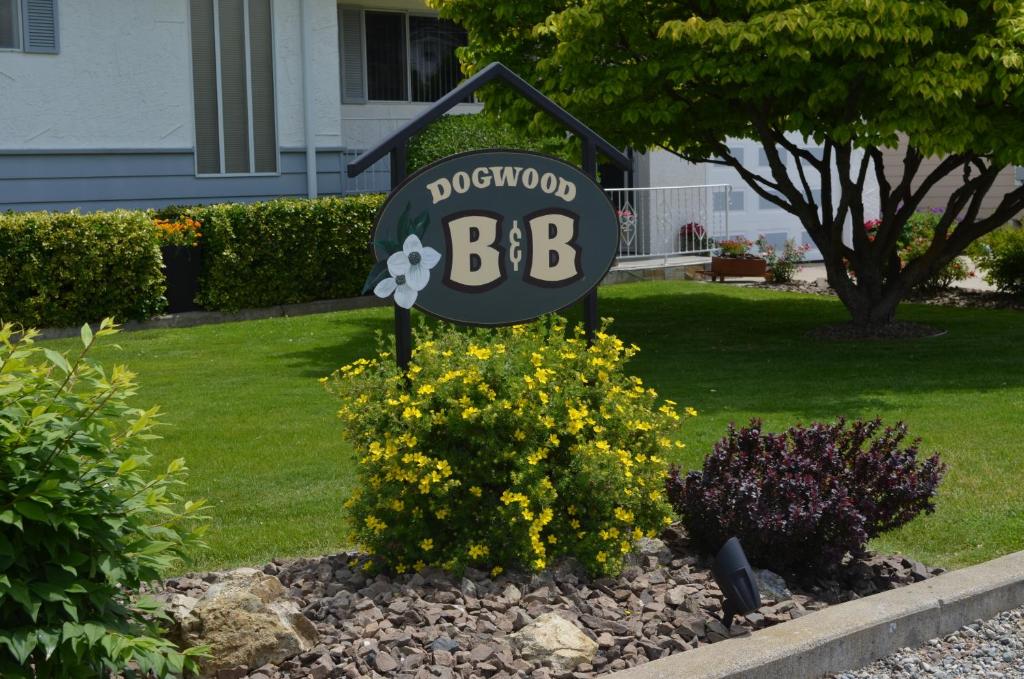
407,113,575,173
0,210,166,328
0,319,208,677
183,195,385,310
976,226,1024,296
327,318,688,577
899,211,974,291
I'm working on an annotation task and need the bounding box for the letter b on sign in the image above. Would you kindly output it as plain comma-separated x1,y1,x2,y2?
445,213,504,291
526,210,581,286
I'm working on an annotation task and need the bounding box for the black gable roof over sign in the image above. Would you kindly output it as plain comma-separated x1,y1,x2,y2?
347,62,632,179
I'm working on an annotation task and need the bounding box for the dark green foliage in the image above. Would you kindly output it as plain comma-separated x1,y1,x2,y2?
0,210,166,328
666,418,946,574
0,319,209,677
977,226,1024,296
182,195,385,311
407,113,574,174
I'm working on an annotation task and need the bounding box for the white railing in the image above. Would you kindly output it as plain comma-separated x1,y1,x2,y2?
604,184,731,262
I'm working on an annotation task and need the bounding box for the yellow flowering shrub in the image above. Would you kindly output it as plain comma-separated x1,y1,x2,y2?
326,317,692,576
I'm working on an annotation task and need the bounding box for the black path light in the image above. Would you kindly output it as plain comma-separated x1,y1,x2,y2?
711,537,762,629
347,62,632,370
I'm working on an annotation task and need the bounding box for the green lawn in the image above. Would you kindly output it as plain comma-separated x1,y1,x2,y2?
45,281,1024,572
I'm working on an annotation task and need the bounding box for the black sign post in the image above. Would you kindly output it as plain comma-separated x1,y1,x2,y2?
349,62,631,369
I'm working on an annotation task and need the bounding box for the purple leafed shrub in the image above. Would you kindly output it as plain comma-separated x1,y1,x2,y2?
665,418,946,573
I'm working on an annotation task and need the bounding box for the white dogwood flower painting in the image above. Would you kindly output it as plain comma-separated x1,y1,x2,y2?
373,234,441,309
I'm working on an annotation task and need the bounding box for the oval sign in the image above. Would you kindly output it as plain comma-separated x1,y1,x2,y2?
364,149,619,326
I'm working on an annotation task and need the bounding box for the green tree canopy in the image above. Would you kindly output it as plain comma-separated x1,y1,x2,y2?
434,0,1024,327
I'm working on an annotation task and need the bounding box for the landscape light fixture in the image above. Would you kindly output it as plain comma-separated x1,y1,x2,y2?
711,536,761,629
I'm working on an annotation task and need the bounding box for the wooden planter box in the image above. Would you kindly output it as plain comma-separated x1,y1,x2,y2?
161,245,204,313
710,255,767,281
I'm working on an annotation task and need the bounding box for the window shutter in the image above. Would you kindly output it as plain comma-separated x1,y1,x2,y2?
21,0,58,53
190,0,221,174
339,7,365,104
218,0,251,174
248,0,277,173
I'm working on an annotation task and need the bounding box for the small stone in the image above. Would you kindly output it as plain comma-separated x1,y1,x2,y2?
428,636,460,653
373,650,399,673
754,569,792,602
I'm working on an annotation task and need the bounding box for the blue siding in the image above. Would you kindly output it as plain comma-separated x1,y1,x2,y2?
0,147,389,213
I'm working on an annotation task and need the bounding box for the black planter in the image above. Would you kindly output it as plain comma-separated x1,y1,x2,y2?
161,245,204,313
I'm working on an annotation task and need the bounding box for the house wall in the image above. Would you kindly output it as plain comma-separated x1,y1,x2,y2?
0,0,435,211
880,143,1018,218
643,138,883,259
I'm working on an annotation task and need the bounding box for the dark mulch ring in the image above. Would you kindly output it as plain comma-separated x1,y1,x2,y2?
160,526,943,679
807,321,947,341
757,279,1024,313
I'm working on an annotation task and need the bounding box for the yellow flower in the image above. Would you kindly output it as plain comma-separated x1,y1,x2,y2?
548,433,560,446
467,344,492,360
462,406,480,419
420,538,434,551
402,406,422,420
469,486,482,497
435,508,450,519
491,566,503,577
396,563,407,573
513,429,526,441
468,543,489,559
417,384,435,396
533,558,546,570
613,507,634,523
596,551,607,563
685,406,699,417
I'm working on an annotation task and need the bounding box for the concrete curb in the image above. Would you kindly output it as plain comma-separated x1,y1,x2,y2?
609,550,1024,679
33,295,390,340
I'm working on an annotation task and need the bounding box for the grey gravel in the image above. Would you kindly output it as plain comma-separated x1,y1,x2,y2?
831,606,1024,679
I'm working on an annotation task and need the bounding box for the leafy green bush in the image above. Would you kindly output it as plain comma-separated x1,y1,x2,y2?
976,226,1024,296
899,211,974,291
183,195,385,310
327,318,689,577
0,210,166,328
0,319,208,677
407,112,575,173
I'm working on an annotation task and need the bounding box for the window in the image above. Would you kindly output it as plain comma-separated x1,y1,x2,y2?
758,148,788,167
2,0,59,52
189,0,278,175
0,0,19,49
759,192,783,210
339,7,467,103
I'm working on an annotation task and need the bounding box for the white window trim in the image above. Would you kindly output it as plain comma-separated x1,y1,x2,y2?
343,6,464,105
187,0,282,178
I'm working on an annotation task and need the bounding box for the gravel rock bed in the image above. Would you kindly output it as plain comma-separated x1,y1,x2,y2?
160,528,941,679
831,605,1024,679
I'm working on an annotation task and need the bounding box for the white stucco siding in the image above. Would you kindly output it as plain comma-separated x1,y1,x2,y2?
0,0,342,153
0,1,194,150
274,0,341,149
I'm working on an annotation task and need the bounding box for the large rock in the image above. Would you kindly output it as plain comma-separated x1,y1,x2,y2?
167,567,319,678
754,568,792,602
508,612,598,671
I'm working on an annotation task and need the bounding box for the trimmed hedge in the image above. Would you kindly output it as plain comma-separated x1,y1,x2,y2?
184,195,384,310
0,210,166,328
407,112,575,173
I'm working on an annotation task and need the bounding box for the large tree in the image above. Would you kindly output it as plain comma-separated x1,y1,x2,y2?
433,0,1024,328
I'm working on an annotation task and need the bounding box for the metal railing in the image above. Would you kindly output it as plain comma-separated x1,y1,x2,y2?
604,184,732,262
